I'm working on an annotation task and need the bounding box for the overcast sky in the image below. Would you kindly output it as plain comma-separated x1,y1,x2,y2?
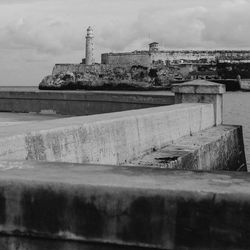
0,0,249,86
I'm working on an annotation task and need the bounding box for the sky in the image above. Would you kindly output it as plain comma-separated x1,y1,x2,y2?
0,0,250,86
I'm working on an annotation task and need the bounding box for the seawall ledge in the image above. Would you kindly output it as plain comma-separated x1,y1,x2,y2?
0,161,249,249
172,80,226,94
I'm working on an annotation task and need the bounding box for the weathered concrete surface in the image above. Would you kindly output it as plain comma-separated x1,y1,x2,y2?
0,161,249,249
0,236,142,250
172,80,225,125
0,90,174,115
0,103,214,164
172,80,226,94
129,125,247,171
0,112,68,124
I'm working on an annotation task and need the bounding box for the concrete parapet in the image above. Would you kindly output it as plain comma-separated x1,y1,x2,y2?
0,103,214,164
172,80,226,125
0,161,249,249
129,125,247,171
0,90,174,116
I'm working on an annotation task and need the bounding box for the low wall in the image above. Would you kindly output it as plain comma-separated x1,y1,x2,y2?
0,103,214,164
52,63,113,75
239,79,250,90
101,53,151,69
0,90,174,116
129,125,247,171
0,161,250,249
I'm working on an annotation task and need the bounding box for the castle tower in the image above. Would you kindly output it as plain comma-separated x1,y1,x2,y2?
85,26,94,65
149,42,159,52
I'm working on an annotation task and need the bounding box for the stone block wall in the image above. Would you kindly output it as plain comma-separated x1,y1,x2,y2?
101,52,151,69
52,64,112,76
101,50,250,68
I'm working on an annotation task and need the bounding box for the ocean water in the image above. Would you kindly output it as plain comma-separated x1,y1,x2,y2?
223,91,250,168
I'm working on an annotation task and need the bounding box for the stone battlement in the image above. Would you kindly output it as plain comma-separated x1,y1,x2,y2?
101,49,250,69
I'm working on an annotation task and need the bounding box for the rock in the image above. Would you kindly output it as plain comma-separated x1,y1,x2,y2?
39,64,174,90
39,75,57,89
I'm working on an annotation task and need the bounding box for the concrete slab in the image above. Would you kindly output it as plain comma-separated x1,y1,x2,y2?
129,125,247,171
0,161,249,249
0,112,69,127
0,112,68,122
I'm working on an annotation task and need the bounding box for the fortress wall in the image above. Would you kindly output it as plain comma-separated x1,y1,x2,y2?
217,50,250,60
101,53,109,64
52,64,87,75
150,51,216,62
53,51,250,76
151,50,250,61
101,51,217,67
101,53,151,68
52,64,113,75
101,50,250,68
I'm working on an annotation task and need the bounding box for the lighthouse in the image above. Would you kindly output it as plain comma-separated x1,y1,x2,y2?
85,26,94,65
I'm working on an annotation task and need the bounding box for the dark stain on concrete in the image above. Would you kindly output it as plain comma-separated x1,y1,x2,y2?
0,188,6,225
211,197,250,249
155,156,178,163
21,188,67,234
49,135,61,158
119,196,167,245
175,197,214,248
70,195,105,238
25,134,47,161
174,194,250,249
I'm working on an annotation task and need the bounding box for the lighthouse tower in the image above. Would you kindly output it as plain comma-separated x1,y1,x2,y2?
85,26,94,65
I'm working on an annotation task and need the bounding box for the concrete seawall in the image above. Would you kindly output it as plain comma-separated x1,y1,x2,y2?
129,125,246,171
0,80,247,249
0,90,174,115
0,103,214,164
0,161,249,249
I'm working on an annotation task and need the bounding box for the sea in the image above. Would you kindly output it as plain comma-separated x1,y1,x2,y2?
0,86,249,168
224,91,250,168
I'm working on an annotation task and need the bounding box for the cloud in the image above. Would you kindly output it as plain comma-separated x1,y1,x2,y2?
200,0,250,48
0,0,250,86
0,17,80,55
95,4,207,52
1,0,250,57
94,0,250,51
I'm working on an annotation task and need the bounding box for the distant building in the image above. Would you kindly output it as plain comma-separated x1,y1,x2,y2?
190,71,218,80
55,28,250,82
149,42,159,52
101,43,250,69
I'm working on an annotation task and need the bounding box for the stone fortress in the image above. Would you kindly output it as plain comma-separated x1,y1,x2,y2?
101,41,250,68
40,27,250,90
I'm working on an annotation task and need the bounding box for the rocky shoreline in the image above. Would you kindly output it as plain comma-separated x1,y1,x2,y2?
38,65,178,90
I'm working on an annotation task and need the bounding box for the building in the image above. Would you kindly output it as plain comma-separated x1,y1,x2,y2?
101,43,250,70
